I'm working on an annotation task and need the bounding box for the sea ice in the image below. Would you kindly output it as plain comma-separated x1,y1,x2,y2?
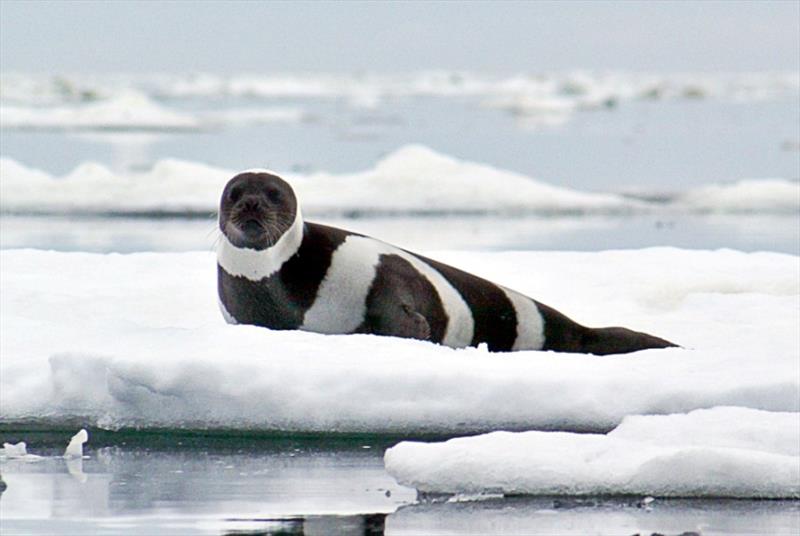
3,71,796,106
0,90,201,131
63,429,88,459
384,407,800,498
0,248,797,434
2,442,28,458
0,442,42,462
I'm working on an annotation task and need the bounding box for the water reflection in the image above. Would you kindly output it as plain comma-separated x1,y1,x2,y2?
1,444,798,536
0,443,413,535
222,514,386,535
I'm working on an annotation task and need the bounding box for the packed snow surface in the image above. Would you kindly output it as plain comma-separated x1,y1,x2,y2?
1,147,797,216
385,407,800,499
1,248,797,434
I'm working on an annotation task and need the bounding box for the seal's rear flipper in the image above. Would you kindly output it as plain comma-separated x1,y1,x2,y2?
580,326,678,355
536,301,677,355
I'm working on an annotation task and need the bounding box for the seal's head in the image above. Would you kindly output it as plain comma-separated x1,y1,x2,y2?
219,170,298,250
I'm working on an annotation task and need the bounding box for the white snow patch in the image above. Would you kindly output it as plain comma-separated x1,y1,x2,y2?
0,248,797,434
384,407,800,498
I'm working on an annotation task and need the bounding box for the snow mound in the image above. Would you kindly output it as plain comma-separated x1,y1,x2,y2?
1,148,797,216
384,407,800,499
294,145,633,214
1,248,797,433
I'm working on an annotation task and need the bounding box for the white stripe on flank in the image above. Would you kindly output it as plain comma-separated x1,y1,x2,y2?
502,288,545,351
216,208,304,281
301,236,474,347
300,236,382,334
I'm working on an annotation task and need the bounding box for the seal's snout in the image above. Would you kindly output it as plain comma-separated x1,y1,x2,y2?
240,196,264,213
235,195,267,232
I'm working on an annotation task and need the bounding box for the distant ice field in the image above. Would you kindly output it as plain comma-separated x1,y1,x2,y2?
2,70,797,255
2,71,798,192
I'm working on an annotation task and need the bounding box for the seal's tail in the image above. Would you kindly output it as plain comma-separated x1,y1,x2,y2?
535,302,678,355
579,326,678,355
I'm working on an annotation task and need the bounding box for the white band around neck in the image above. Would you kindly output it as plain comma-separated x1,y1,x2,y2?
217,208,304,281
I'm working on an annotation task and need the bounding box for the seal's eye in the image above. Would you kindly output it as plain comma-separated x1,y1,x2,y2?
266,188,282,204
229,186,243,203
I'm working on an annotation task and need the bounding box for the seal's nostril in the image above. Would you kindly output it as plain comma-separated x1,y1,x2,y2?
241,198,261,211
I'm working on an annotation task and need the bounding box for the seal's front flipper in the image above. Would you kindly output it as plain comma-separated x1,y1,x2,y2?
581,326,677,355
361,300,432,341
398,303,432,340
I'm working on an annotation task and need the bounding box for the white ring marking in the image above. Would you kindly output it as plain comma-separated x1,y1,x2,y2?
301,236,382,334
301,236,474,347
503,288,545,351
216,208,304,281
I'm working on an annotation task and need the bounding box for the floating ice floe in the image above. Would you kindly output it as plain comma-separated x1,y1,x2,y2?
0,248,797,433
1,146,797,216
679,179,800,214
384,407,800,499
63,429,88,459
0,91,201,131
0,430,88,461
1,442,37,460
0,90,309,132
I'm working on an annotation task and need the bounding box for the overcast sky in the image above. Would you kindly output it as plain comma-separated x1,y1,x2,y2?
1,0,798,73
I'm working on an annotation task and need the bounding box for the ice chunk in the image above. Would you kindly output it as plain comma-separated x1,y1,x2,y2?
1,441,42,461
384,407,800,498
2,442,27,458
63,429,88,459
680,179,800,214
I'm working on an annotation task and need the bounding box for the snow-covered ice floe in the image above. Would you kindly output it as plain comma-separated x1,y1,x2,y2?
1,146,797,216
385,407,800,499
1,247,797,435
